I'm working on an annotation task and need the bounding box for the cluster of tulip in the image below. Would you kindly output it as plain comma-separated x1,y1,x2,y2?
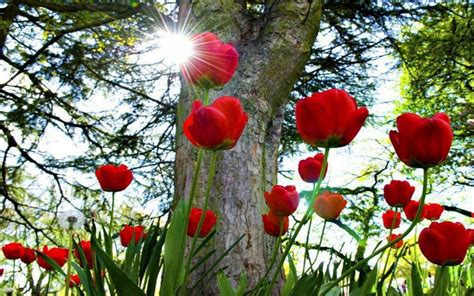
1,164,147,290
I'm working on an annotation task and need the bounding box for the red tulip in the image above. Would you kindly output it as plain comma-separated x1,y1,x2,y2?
298,153,328,183
383,180,415,208
67,274,81,287
262,213,289,237
403,200,427,222
389,112,453,168
180,32,239,88
419,221,470,266
183,97,248,150
37,246,69,270
20,247,36,264
187,208,217,237
2,242,23,260
468,229,474,246
74,240,94,268
295,89,368,148
382,210,401,229
119,225,147,247
264,185,299,216
0,268,3,277
95,164,133,192
424,203,444,221
313,191,347,220
387,234,404,249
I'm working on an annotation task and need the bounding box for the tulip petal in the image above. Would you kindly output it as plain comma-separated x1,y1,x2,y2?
341,107,368,146
211,96,248,146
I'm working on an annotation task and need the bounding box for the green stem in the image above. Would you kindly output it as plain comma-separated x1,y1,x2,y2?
184,149,204,221
202,88,210,105
387,247,403,291
320,168,430,295
46,271,52,295
313,220,327,269
302,216,313,273
303,183,316,273
379,207,399,289
264,146,330,296
253,224,284,293
108,192,115,238
432,266,447,296
65,229,74,296
183,150,218,295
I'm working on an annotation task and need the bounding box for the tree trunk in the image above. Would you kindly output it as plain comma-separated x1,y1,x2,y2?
175,1,322,294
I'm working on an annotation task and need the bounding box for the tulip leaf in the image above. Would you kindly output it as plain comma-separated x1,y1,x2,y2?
282,255,297,296
410,263,423,296
217,271,236,296
72,261,93,296
91,236,145,296
161,199,187,295
235,272,247,296
145,223,168,296
351,266,377,296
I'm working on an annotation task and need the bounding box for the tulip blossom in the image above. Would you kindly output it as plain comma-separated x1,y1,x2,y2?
403,200,427,222
37,246,69,270
264,185,299,216
383,180,415,208
295,89,368,148
389,112,453,168
119,225,147,247
183,96,248,150
2,242,23,260
387,234,404,249
180,32,239,88
382,210,401,229
313,191,347,220
20,247,36,264
262,213,289,237
424,203,444,221
95,164,133,192
67,274,81,287
419,221,470,266
187,208,217,237
468,229,474,246
74,240,94,268
298,153,328,183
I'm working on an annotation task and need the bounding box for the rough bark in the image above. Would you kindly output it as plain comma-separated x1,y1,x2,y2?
175,1,322,294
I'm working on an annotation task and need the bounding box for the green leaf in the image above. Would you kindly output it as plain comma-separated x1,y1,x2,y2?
387,286,401,296
282,254,297,296
351,266,377,296
410,263,423,296
318,285,341,296
145,223,168,296
235,273,247,296
217,271,236,296
161,199,187,295
91,236,145,296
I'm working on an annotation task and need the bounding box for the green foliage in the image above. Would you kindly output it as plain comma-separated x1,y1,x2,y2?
217,271,247,296
396,4,473,187
161,199,187,295
411,263,424,296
